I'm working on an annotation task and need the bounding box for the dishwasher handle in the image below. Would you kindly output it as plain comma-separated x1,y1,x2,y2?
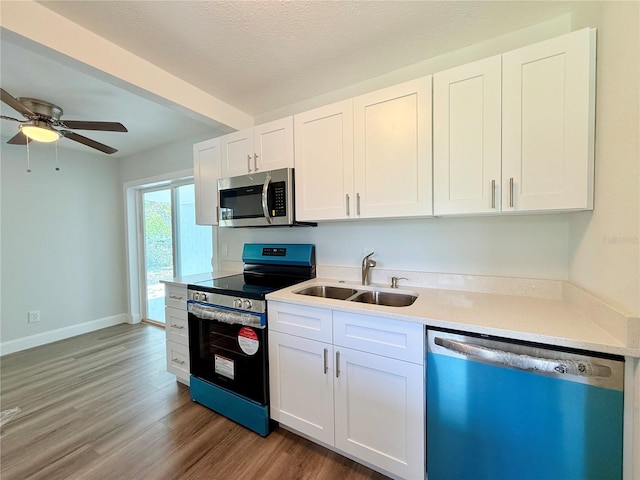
434,337,613,379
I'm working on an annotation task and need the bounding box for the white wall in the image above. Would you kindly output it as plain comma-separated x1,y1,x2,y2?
120,131,215,183
0,140,127,344
568,2,640,316
219,215,570,281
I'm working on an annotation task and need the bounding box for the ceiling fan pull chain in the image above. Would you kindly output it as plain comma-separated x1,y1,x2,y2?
26,139,31,173
55,140,60,171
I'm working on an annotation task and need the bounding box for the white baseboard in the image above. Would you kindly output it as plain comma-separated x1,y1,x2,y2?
0,313,129,356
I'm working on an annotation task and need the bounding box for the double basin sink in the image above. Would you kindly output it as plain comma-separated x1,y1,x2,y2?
294,284,418,307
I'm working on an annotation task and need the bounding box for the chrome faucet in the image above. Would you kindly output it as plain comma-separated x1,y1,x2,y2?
361,252,376,285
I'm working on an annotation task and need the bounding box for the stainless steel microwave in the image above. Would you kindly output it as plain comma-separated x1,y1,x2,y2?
218,168,311,227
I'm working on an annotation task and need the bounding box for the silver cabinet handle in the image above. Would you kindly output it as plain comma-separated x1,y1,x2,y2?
169,295,184,300
172,358,185,365
254,153,259,171
170,324,184,329
434,337,612,379
509,177,514,207
335,351,340,378
356,193,361,216
261,174,272,224
323,348,328,374
247,154,252,173
346,194,350,216
491,180,496,209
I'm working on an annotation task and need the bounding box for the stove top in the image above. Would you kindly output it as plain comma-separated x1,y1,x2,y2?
188,243,316,301
191,274,280,300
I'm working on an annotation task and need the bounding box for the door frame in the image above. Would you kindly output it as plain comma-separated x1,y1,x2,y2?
123,169,194,324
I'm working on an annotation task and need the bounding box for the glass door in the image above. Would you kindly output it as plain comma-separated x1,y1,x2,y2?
142,182,212,323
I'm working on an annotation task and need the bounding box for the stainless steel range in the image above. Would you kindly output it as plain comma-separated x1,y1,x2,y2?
187,243,316,436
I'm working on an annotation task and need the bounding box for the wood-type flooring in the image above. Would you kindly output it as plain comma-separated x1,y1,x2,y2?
0,323,388,480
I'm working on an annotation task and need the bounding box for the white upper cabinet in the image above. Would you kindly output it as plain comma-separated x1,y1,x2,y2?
434,56,502,215
294,77,433,222
354,76,433,218
193,137,221,225
294,100,354,221
434,28,595,215
502,28,596,212
220,116,294,178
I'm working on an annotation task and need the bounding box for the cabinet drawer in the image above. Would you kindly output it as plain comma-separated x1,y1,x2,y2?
166,341,190,382
166,307,188,345
333,312,424,364
165,284,187,310
268,301,332,343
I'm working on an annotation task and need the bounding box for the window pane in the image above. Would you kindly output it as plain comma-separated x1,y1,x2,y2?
143,188,173,322
176,184,212,276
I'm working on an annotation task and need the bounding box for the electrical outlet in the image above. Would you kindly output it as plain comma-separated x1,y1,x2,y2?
28,310,40,323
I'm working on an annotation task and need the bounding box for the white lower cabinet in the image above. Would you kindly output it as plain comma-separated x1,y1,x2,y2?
164,284,189,385
269,331,335,445
268,301,425,480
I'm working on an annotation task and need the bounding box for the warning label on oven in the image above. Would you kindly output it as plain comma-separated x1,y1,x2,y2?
214,354,234,380
238,327,259,356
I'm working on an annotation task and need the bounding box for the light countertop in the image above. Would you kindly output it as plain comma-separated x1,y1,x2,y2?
160,270,239,286
266,278,640,358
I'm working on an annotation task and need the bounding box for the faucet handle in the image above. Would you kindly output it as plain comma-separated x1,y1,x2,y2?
390,276,408,288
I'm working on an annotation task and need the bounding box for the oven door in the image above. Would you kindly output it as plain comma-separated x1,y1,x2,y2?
188,302,268,405
217,168,294,227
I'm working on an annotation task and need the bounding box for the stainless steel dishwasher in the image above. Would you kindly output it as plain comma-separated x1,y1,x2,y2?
427,328,624,480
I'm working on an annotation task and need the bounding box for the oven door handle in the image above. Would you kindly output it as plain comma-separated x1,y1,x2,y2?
188,303,264,328
261,174,272,224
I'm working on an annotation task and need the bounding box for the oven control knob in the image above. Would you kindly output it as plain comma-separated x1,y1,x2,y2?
234,299,243,309
192,293,199,301
200,293,208,302
242,299,252,310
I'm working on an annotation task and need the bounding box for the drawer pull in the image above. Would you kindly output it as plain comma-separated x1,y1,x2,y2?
172,358,185,365
335,351,340,378
170,324,184,329
169,295,184,300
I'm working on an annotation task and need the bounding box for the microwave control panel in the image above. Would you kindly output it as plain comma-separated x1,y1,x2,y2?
270,181,286,217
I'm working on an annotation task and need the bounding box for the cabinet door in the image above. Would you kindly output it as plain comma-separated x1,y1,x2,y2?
193,138,221,225
269,331,335,446
334,347,425,480
294,100,354,221
220,128,253,177
434,56,502,215
354,76,432,218
254,116,294,172
502,28,595,212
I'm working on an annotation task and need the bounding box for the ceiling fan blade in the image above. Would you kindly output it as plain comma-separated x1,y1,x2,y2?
1,88,35,118
60,130,118,154
59,120,128,132
7,131,31,145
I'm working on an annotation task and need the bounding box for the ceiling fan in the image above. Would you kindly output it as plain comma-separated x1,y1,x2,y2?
0,88,127,154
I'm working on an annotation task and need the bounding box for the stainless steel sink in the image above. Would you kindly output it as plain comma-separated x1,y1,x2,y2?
295,285,359,300
350,290,417,307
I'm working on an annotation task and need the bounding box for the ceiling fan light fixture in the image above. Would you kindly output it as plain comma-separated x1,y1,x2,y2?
20,122,60,143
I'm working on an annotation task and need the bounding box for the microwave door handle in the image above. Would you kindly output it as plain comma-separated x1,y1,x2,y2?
261,174,273,224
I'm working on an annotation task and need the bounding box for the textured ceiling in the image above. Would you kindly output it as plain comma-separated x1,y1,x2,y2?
36,1,575,116
1,1,580,157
